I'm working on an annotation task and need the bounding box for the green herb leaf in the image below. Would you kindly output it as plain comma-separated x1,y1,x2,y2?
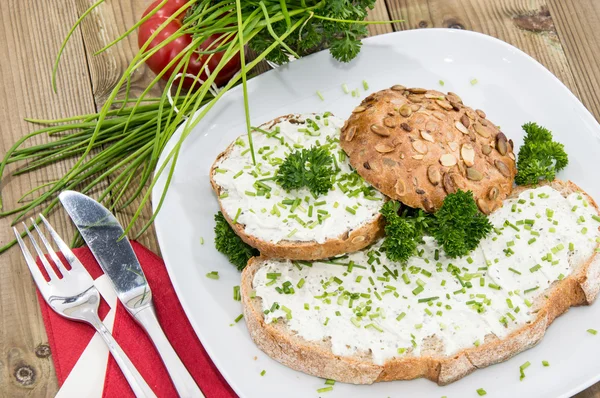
275,146,335,196
515,122,568,185
214,211,258,270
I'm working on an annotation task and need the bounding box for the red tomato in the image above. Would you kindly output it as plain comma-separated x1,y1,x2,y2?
138,0,241,88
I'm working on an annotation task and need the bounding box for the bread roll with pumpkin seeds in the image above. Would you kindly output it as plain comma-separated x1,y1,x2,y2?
339,86,517,214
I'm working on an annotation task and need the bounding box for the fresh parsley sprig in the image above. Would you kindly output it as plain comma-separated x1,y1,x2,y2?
214,211,258,270
380,190,492,262
515,122,568,186
275,146,336,196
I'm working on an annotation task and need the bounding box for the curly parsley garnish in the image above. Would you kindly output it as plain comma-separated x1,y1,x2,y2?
275,146,336,196
431,190,493,258
380,190,492,262
214,211,258,270
515,122,568,186
380,201,432,263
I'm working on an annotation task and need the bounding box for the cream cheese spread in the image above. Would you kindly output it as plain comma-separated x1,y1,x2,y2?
253,186,600,365
213,113,385,244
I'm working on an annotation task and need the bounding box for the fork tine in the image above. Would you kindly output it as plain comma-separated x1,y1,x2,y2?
22,222,58,281
31,218,69,274
13,227,49,289
39,214,86,272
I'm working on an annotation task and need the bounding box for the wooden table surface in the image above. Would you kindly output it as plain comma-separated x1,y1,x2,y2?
1,0,599,396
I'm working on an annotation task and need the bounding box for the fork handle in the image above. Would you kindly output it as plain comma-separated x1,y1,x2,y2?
134,306,204,397
89,317,157,398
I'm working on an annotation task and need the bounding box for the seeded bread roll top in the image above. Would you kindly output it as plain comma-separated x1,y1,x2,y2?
339,86,517,213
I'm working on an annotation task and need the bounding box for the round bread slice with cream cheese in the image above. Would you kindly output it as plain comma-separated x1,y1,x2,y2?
210,113,386,261
241,180,600,385
340,86,517,214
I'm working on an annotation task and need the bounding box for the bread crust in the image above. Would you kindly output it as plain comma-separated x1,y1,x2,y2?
339,87,517,214
210,114,385,261
241,179,600,385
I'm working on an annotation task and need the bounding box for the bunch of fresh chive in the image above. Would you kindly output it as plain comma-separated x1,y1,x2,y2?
0,0,399,252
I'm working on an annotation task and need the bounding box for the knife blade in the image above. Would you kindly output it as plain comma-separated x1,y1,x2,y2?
59,191,203,398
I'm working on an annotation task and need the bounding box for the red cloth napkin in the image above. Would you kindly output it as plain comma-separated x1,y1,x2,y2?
37,241,237,398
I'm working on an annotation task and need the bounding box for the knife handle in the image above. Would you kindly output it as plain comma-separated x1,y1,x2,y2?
134,306,204,398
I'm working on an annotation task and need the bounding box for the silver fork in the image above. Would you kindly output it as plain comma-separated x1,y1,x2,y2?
13,215,157,398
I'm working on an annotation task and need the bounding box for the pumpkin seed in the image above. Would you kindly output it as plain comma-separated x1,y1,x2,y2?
371,124,390,137
448,92,463,103
450,101,462,111
476,109,487,118
401,123,413,132
420,130,435,142
391,84,406,91
488,186,499,200
448,141,459,151
454,120,469,135
409,87,427,94
460,114,471,128
432,111,446,121
412,154,424,160
425,93,445,99
466,109,477,120
383,117,396,128
412,140,429,154
443,173,457,194
479,118,489,127
494,160,511,177
466,167,483,181
474,123,490,138
352,235,366,244
482,144,492,155
411,104,421,111
496,132,508,155
427,165,441,185
352,106,366,113
422,196,435,212
477,198,491,214
408,94,423,103
461,144,475,166
508,152,516,160
395,179,407,196
436,100,454,111
399,104,413,117
344,126,357,142
375,144,395,153
440,153,457,167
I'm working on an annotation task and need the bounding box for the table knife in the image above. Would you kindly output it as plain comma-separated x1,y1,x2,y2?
59,191,203,398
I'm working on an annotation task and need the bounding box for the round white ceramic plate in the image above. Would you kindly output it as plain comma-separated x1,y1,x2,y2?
152,29,600,398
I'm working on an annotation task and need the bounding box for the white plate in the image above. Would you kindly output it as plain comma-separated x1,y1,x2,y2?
153,29,600,398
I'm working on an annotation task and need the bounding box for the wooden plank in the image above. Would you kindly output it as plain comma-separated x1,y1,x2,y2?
384,0,579,95
366,1,394,35
0,0,100,395
548,0,600,121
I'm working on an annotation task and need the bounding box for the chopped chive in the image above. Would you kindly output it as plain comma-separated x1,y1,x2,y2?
345,206,356,215
418,296,439,303
529,264,541,273
524,286,539,294
342,83,350,94
234,313,244,323
287,228,299,238
317,387,333,393
476,388,487,396
396,312,406,321
206,271,219,280
593,215,600,222
233,286,241,301
325,379,335,386
488,283,501,290
316,90,325,101
362,80,369,90
569,242,575,251
542,360,549,367
588,329,598,335
214,168,227,174
471,78,479,86
412,285,424,295
297,278,305,288
219,192,229,199
232,208,242,224
508,267,522,275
